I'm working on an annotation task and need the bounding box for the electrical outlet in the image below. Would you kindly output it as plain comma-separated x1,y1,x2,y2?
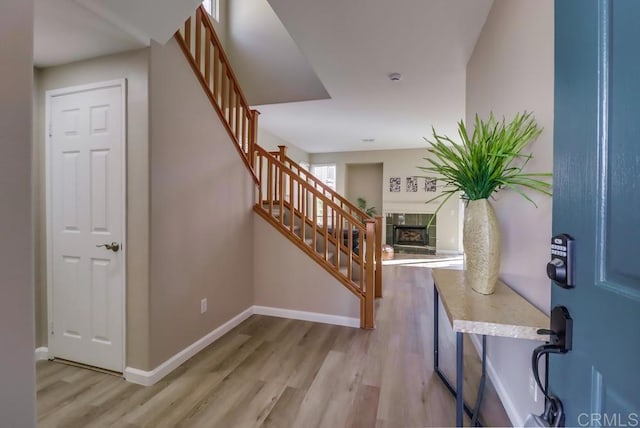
529,373,539,402
200,298,207,314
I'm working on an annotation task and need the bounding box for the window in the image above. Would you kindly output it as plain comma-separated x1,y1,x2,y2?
311,164,336,190
202,0,219,22
310,164,336,225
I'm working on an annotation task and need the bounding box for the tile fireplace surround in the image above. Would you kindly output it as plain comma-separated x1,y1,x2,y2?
385,213,436,254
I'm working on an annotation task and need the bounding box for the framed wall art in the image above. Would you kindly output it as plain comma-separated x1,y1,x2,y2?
406,176,418,192
424,177,437,192
389,177,401,192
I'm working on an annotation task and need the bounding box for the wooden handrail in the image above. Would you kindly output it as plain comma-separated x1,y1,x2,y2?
255,146,367,229
196,6,251,109
281,155,372,221
175,6,259,184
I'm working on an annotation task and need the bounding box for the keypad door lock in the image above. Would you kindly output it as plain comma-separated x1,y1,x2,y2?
547,234,575,288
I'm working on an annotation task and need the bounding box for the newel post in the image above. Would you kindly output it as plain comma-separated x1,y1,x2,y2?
375,216,383,298
364,219,376,329
278,145,288,162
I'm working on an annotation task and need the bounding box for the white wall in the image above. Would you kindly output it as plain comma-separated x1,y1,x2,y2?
466,1,554,425
0,0,36,425
310,149,461,253
258,127,309,164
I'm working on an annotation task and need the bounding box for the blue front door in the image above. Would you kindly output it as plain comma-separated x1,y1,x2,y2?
552,0,640,424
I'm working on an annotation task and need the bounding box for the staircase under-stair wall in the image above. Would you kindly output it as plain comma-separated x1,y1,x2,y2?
253,215,361,326
174,5,383,329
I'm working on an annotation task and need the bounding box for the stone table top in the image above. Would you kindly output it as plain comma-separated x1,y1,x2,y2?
432,268,550,341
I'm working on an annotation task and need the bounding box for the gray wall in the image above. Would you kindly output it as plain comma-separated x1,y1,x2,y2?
211,0,229,48
35,49,151,370
253,215,360,319
258,127,309,164
0,0,36,425
466,1,554,424
148,38,254,368
346,163,383,217
311,149,461,253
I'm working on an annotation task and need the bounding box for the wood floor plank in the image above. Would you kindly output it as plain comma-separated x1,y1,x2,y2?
58,379,138,428
256,321,315,384
262,386,306,428
180,333,252,373
291,350,346,428
122,374,214,426
320,334,370,428
286,324,340,390
345,384,380,428
216,380,287,427
38,370,104,418
176,376,265,427
38,373,123,425
149,373,224,428
36,259,511,428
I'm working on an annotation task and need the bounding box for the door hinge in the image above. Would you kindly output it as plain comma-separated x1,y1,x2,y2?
50,321,54,335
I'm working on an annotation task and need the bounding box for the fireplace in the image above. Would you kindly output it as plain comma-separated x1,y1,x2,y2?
385,212,436,254
393,225,428,246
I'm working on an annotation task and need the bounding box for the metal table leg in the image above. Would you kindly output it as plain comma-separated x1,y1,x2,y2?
471,335,487,427
433,282,486,427
456,331,464,427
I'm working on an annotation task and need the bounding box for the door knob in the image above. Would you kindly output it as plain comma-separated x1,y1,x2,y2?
97,242,121,253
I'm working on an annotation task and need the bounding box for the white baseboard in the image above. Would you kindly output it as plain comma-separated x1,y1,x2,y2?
253,305,360,328
124,304,359,386
469,335,522,428
35,347,49,361
124,306,254,386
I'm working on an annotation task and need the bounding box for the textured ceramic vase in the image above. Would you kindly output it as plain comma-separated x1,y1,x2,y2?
463,199,501,294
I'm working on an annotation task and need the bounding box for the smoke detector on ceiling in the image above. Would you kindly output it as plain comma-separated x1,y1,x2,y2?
388,72,402,82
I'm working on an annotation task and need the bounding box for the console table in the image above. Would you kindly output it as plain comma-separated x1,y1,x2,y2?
432,268,549,427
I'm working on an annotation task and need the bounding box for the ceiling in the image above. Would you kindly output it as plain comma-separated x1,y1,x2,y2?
227,0,330,106
255,0,494,153
34,0,144,67
34,0,201,67
33,0,494,154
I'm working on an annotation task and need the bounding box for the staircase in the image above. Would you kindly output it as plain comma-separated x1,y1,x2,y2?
174,6,382,329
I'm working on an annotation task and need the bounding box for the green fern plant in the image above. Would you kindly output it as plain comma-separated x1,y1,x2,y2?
419,111,552,222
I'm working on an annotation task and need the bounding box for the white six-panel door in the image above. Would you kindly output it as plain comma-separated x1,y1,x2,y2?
47,80,125,372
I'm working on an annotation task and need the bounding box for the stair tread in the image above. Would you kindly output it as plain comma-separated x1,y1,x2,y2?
316,250,334,259
276,223,300,232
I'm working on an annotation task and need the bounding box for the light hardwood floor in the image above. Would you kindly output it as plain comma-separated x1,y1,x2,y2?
37,263,511,427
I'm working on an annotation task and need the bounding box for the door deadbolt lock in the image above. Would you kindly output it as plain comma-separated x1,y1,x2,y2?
97,242,121,253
